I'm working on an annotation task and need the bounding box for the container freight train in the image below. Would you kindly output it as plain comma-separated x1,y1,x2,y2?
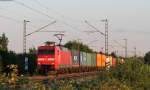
37,44,116,74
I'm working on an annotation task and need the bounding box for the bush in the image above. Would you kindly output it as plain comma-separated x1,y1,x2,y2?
0,50,37,75
110,58,150,89
144,51,150,64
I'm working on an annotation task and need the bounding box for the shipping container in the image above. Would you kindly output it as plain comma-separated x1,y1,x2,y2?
96,54,101,67
112,57,116,67
91,53,96,66
86,53,92,66
71,50,80,67
108,56,113,66
96,53,106,67
80,52,87,66
80,51,83,65
102,54,106,67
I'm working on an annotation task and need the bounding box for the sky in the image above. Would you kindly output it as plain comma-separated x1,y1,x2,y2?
0,0,150,56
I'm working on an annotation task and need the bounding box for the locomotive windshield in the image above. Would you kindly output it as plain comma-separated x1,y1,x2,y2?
38,49,55,55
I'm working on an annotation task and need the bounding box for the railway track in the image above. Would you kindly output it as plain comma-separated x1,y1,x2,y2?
28,71,101,81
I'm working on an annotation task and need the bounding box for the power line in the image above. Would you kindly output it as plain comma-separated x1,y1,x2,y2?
0,0,13,1
39,31,65,33
13,0,104,49
0,14,38,29
26,20,56,36
33,0,92,40
13,0,55,20
32,0,76,22
0,7,40,28
33,1,89,38
85,20,105,36
113,40,125,48
85,20,109,55
13,1,88,39
113,39,128,57
0,14,20,23
33,0,95,38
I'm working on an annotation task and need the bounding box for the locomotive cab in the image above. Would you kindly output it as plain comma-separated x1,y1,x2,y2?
37,44,55,74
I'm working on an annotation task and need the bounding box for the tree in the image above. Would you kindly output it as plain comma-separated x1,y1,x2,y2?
111,52,117,57
0,33,9,51
144,51,150,64
64,40,93,53
0,54,2,73
29,47,37,54
45,41,55,46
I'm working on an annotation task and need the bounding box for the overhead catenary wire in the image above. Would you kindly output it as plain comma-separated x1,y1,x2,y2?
39,31,66,33
0,5,51,29
85,20,109,54
84,21,105,41
13,0,55,20
84,20,126,54
32,0,77,22
32,0,94,43
33,0,93,39
13,0,89,40
113,40,125,48
84,20,107,50
14,0,75,23
26,20,56,36
85,20,105,36
0,14,38,29
0,14,21,23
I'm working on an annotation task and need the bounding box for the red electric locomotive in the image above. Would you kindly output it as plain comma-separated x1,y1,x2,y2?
37,43,72,73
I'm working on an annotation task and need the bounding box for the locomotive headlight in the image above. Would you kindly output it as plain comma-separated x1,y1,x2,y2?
38,62,41,65
48,58,54,61
38,58,44,61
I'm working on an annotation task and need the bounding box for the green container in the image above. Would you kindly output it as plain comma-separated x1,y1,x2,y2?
91,53,96,66
86,53,92,66
80,52,96,67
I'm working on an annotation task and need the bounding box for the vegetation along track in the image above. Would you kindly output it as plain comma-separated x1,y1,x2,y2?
28,71,102,81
